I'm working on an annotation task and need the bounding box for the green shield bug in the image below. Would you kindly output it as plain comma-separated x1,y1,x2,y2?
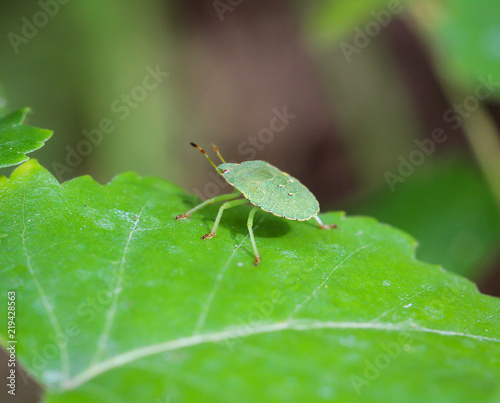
175,143,337,265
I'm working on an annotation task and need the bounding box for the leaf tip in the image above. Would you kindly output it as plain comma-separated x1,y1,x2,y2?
10,158,45,180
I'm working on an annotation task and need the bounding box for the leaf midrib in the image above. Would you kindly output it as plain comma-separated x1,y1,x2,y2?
59,318,500,391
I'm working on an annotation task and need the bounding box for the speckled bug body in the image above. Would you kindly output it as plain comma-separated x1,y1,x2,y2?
175,143,337,265
218,161,320,221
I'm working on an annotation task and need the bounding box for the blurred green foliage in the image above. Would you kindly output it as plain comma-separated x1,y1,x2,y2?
438,0,500,94
353,157,500,278
308,0,500,281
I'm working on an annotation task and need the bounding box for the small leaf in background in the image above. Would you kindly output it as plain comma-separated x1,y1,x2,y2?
0,108,53,169
1,160,499,402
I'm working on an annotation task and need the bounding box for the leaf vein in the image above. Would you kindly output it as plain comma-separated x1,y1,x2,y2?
192,218,264,334
60,319,500,390
91,202,149,364
369,286,433,323
288,244,370,318
21,183,70,378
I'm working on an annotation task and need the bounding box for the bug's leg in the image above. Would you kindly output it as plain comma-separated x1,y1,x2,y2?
314,215,338,230
175,191,241,220
202,198,249,239
247,206,261,266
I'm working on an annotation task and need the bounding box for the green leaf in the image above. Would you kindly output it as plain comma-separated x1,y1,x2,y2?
0,108,53,169
1,160,499,402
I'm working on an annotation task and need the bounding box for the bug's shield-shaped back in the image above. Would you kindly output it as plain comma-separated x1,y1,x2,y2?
221,161,319,220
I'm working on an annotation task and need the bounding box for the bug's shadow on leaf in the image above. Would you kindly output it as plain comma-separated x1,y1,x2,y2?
251,212,291,238
179,194,200,207
199,204,291,238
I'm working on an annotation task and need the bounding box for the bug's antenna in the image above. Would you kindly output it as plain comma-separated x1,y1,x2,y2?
190,142,218,170
212,144,226,163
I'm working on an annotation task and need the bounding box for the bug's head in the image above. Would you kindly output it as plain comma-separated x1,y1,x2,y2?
216,162,239,174
190,142,238,175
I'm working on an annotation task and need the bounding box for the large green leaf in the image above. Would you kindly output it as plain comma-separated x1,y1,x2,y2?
1,160,499,402
0,108,52,169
